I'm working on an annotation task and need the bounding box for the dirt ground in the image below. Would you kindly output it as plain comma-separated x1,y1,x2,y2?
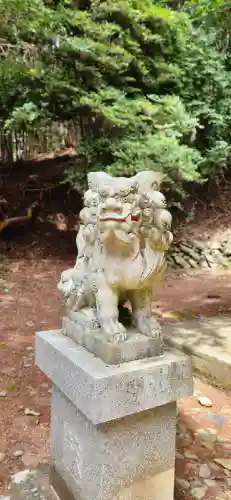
1,160,231,495
1,233,231,495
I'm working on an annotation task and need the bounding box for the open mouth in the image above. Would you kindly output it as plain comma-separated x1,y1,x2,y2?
100,214,126,222
100,213,140,223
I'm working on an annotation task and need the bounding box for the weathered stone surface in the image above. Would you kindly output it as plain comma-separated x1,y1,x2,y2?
188,257,198,269
169,236,231,270
36,330,193,425
10,466,55,500
163,315,231,388
58,170,173,347
62,315,164,364
179,244,201,262
172,254,190,270
51,464,175,500
51,386,176,500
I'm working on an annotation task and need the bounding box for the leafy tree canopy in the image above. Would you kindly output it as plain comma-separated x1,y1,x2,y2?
0,0,231,201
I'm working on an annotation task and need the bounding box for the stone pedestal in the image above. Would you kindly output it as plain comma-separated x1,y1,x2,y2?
35,330,193,500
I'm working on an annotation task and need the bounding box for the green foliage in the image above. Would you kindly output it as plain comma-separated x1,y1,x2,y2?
0,0,231,201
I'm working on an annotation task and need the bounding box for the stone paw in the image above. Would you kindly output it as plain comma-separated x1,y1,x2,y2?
102,320,127,344
135,315,162,338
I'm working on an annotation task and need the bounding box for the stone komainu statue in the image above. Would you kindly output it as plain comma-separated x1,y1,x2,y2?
58,171,173,344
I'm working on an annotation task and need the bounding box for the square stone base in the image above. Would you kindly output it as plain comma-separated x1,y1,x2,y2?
50,464,175,500
51,386,176,500
9,464,175,500
36,330,192,424
35,330,193,500
62,315,164,364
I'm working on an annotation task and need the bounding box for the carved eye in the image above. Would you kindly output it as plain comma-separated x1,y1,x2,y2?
123,194,134,203
143,208,152,218
130,182,138,193
99,187,110,198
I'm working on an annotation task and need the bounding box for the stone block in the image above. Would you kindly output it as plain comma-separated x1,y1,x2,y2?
163,315,231,388
35,329,193,500
62,315,163,365
51,386,176,500
35,330,193,424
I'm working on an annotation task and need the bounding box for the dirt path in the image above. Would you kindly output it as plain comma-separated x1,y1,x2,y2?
0,257,67,494
1,255,231,494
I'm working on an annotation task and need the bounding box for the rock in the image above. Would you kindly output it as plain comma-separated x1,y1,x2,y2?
185,451,198,459
204,479,216,487
190,480,204,488
210,240,221,250
191,486,207,499
188,257,199,268
204,253,214,266
199,464,211,479
176,451,184,459
208,461,221,472
0,391,7,397
217,435,229,443
12,450,23,458
11,469,32,484
201,260,210,269
24,408,41,417
0,452,6,462
197,428,217,442
171,254,191,270
175,477,190,490
179,244,202,262
189,239,205,251
202,442,215,451
214,459,231,471
198,396,213,408
223,235,231,256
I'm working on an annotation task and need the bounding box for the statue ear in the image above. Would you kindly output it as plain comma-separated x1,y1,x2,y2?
150,172,164,190
133,171,164,190
88,172,111,192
